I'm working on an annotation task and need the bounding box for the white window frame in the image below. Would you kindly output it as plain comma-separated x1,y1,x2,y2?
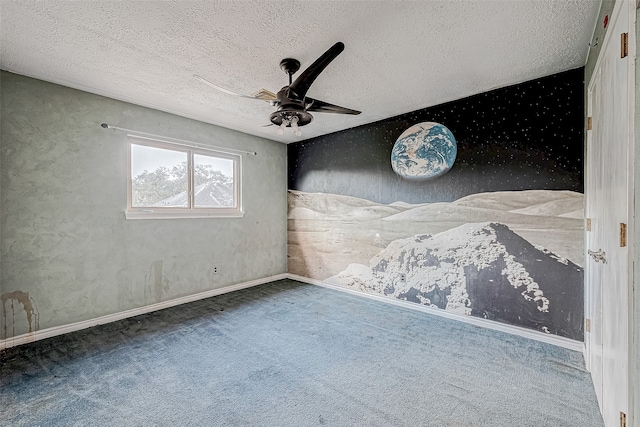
126,135,243,219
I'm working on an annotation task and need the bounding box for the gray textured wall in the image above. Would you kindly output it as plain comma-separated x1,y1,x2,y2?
0,71,287,339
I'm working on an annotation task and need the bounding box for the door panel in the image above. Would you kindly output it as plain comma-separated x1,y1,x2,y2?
586,66,604,409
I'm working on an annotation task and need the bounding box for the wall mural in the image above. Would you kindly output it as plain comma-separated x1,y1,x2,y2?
288,68,585,341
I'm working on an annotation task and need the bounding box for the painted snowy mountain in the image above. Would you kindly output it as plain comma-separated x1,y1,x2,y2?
327,222,584,340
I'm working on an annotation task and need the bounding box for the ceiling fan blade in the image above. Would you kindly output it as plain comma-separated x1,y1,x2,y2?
288,42,345,100
194,75,276,101
305,97,361,115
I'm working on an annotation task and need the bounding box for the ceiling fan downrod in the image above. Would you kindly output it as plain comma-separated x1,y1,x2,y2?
280,58,300,85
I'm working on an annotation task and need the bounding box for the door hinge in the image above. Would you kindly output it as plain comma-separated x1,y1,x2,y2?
585,318,591,333
621,33,628,58
586,218,592,231
620,411,626,427
587,117,593,130
620,223,627,247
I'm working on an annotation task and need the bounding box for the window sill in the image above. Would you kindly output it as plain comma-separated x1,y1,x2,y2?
125,210,244,220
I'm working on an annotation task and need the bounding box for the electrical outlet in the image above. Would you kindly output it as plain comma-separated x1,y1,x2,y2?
213,267,218,274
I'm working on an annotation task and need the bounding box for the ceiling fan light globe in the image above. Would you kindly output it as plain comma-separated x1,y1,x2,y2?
291,116,300,132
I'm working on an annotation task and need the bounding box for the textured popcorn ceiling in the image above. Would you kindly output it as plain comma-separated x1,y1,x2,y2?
0,0,601,143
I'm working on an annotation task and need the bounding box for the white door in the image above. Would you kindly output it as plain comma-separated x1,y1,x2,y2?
585,1,632,425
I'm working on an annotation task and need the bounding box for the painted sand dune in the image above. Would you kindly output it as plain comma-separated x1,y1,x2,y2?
452,190,582,211
288,190,584,280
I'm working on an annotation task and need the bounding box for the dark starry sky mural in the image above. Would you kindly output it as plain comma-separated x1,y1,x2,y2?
288,68,584,204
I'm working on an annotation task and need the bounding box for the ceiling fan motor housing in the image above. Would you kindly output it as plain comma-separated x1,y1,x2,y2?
269,108,314,127
270,87,314,126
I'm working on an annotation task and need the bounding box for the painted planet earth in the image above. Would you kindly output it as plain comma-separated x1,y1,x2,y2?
391,122,457,180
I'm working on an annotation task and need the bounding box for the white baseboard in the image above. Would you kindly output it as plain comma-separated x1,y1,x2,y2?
1,273,583,353
287,273,584,353
0,274,288,351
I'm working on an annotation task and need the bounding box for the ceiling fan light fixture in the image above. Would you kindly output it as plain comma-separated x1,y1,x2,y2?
269,108,313,128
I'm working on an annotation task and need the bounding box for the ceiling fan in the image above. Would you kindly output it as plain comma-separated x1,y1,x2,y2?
194,42,361,136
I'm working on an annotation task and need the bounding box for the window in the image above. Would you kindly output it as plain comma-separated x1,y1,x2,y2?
126,136,242,219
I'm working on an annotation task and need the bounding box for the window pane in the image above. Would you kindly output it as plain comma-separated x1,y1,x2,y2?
193,154,235,208
131,144,188,207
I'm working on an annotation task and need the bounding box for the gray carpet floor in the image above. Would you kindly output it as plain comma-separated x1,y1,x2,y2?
1,279,603,426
